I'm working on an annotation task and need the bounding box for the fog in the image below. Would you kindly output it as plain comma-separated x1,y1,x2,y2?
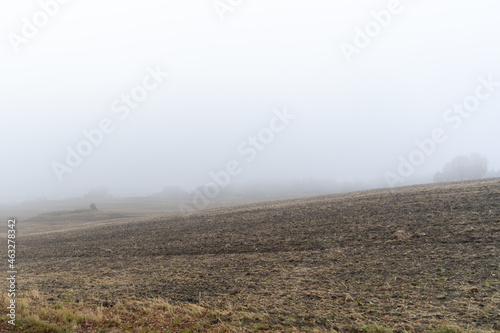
1,0,499,204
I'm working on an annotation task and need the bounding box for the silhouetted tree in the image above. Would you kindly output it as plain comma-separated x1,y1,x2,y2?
434,153,488,183
90,203,98,211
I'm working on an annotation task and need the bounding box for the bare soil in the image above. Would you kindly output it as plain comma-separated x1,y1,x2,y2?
2,179,500,332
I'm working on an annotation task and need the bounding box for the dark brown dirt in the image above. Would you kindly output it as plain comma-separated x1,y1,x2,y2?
10,179,500,331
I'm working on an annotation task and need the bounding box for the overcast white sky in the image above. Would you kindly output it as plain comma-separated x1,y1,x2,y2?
1,0,499,202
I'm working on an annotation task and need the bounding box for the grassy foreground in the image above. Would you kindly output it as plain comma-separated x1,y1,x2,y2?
0,291,484,332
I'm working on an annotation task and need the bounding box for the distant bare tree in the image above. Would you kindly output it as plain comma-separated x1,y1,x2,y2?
434,153,488,183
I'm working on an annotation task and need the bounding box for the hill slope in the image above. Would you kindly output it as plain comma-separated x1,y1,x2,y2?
4,179,500,332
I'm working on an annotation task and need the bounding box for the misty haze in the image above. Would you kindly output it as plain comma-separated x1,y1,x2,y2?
1,0,499,332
